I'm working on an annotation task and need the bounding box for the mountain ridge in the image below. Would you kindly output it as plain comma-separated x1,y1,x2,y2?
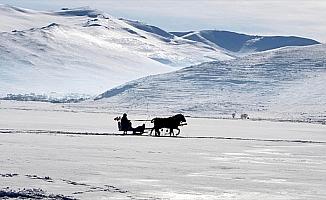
171,30,320,53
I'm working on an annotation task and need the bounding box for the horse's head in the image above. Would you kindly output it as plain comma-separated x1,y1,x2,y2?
173,114,186,123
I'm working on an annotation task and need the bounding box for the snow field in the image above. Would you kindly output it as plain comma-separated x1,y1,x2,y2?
0,101,325,199
1,127,325,199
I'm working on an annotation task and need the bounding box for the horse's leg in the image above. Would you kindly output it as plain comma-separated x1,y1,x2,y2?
175,128,180,136
169,128,174,136
155,128,160,136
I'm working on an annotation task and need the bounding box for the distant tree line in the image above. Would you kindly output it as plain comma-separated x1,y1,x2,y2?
1,93,89,103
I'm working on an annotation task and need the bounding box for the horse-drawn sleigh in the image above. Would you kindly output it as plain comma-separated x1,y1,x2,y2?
114,114,187,136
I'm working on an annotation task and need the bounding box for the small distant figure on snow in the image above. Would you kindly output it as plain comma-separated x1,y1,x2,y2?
240,113,249,119
232,112,236,119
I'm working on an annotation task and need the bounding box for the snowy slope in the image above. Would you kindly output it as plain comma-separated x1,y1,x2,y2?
0,23,173,96
171,30,320,53
93,44,326,122
0,5,232,97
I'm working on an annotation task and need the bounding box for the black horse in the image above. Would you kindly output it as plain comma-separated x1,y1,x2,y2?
150,114,186,136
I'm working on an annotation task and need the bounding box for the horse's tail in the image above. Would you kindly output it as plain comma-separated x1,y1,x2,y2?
151,118,156,123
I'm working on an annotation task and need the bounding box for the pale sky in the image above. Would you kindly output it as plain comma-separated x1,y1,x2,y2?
1,0,325,42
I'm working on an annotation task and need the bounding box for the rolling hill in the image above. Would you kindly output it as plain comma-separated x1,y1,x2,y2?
93,44,326,122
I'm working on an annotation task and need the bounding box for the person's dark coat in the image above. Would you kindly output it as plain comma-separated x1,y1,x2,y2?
121,114,132,130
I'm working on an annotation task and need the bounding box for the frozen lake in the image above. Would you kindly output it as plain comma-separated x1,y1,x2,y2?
0,103,326,199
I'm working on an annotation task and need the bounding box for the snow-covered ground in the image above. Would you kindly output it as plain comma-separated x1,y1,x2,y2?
0,101,325,199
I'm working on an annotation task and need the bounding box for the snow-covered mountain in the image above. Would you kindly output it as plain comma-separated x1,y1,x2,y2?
94,44,326,122
0,5,232,97
1,4,322,100
0,22,172,96
171,30,320,53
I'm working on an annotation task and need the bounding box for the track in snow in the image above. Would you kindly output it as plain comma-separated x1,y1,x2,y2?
1,128,325,144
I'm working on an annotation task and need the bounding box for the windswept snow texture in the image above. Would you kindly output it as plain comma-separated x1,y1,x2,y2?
94,44,326,122
0,5,232,97
171,30,320,53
